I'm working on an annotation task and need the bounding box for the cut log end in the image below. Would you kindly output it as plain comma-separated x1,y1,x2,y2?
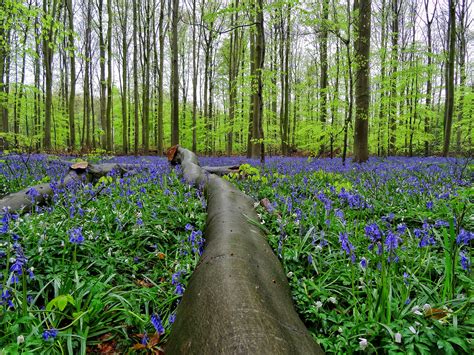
166,145,179,164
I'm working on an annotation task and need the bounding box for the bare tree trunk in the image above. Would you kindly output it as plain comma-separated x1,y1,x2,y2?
98,0,107,149
106,0,113,151
191,0,198,152
118,0,128,154
157,0,165,153
456,0,467,154
250,0,265,163
352,0,371,163
423,0,435,156
42,0,61,150
170,0,179,145
133,0,139,154
442,0,456,157
319,0,329,155
226,0,240,156
66,0,76,150
388,0,400,155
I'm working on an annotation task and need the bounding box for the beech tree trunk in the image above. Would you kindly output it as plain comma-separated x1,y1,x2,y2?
352,0,371,163
170,0,179,145
165,145,322,354
442,0,456,157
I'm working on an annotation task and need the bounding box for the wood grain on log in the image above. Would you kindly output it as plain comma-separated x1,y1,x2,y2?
166,145,323,355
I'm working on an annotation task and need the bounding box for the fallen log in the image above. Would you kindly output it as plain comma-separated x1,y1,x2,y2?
55,158,239,177
0,162,134,215
166,145,323,354
0,170,83,214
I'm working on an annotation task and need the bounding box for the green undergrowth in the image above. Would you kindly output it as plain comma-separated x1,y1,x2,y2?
230,161,473,354
1,166,206,353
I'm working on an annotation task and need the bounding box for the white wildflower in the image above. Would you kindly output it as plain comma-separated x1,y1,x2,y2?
359,338,368,350
411,306,422,315
17,335,25,344
394,332,402,343
315,301,323,309
328,296,337,304
408,326,417,334
287,271,294,278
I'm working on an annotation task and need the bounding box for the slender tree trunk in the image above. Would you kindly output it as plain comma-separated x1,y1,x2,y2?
119,0,128,154
456,0,467,154
98,0,107,148
250,0,265,163
191,0,198,152
157,0,165,153
227,1,240,156
388,0,400,155
170,0,179,145
66,0,76,150
133,0,139,154
353,0,371,163
319,0,329,155
106,0,113,151
442,0,456,156
423,0,435,156
42,0,60,150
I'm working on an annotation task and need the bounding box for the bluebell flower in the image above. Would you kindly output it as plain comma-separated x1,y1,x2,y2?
175,284,184,295
151,314,165,335
360,257,367,269
434,220,449,228
185,223,194,231
334,209,344,220
308,254,313,265
69,227,84,244
141,331,149,345
26,187,40,201
42,328,58,341
456,229,473,245
426,201,433,210
168,313,176,325
339,232,354,256
460,251,470,272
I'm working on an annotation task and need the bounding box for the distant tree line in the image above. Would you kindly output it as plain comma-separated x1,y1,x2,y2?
0,0,471,161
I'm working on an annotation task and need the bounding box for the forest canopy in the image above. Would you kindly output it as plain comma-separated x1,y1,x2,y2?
0,0,472,160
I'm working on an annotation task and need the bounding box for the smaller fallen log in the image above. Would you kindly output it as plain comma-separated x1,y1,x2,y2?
200,165,240,176
0,170,83,214
0,162,134,215
166,145,323,354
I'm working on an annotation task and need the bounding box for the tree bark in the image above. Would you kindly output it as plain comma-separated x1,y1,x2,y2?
133,0,139,154
352,0,371,163
170,0,179,145
319,0,329,155
165,145,323,354
388,0,400,156
250,0,265,163
442,0,456,157
66,0,76,150
423,0,435,156
191,0,198,152
106,0,113,151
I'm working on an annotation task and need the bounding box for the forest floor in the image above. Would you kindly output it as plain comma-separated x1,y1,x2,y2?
0,153,472,353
